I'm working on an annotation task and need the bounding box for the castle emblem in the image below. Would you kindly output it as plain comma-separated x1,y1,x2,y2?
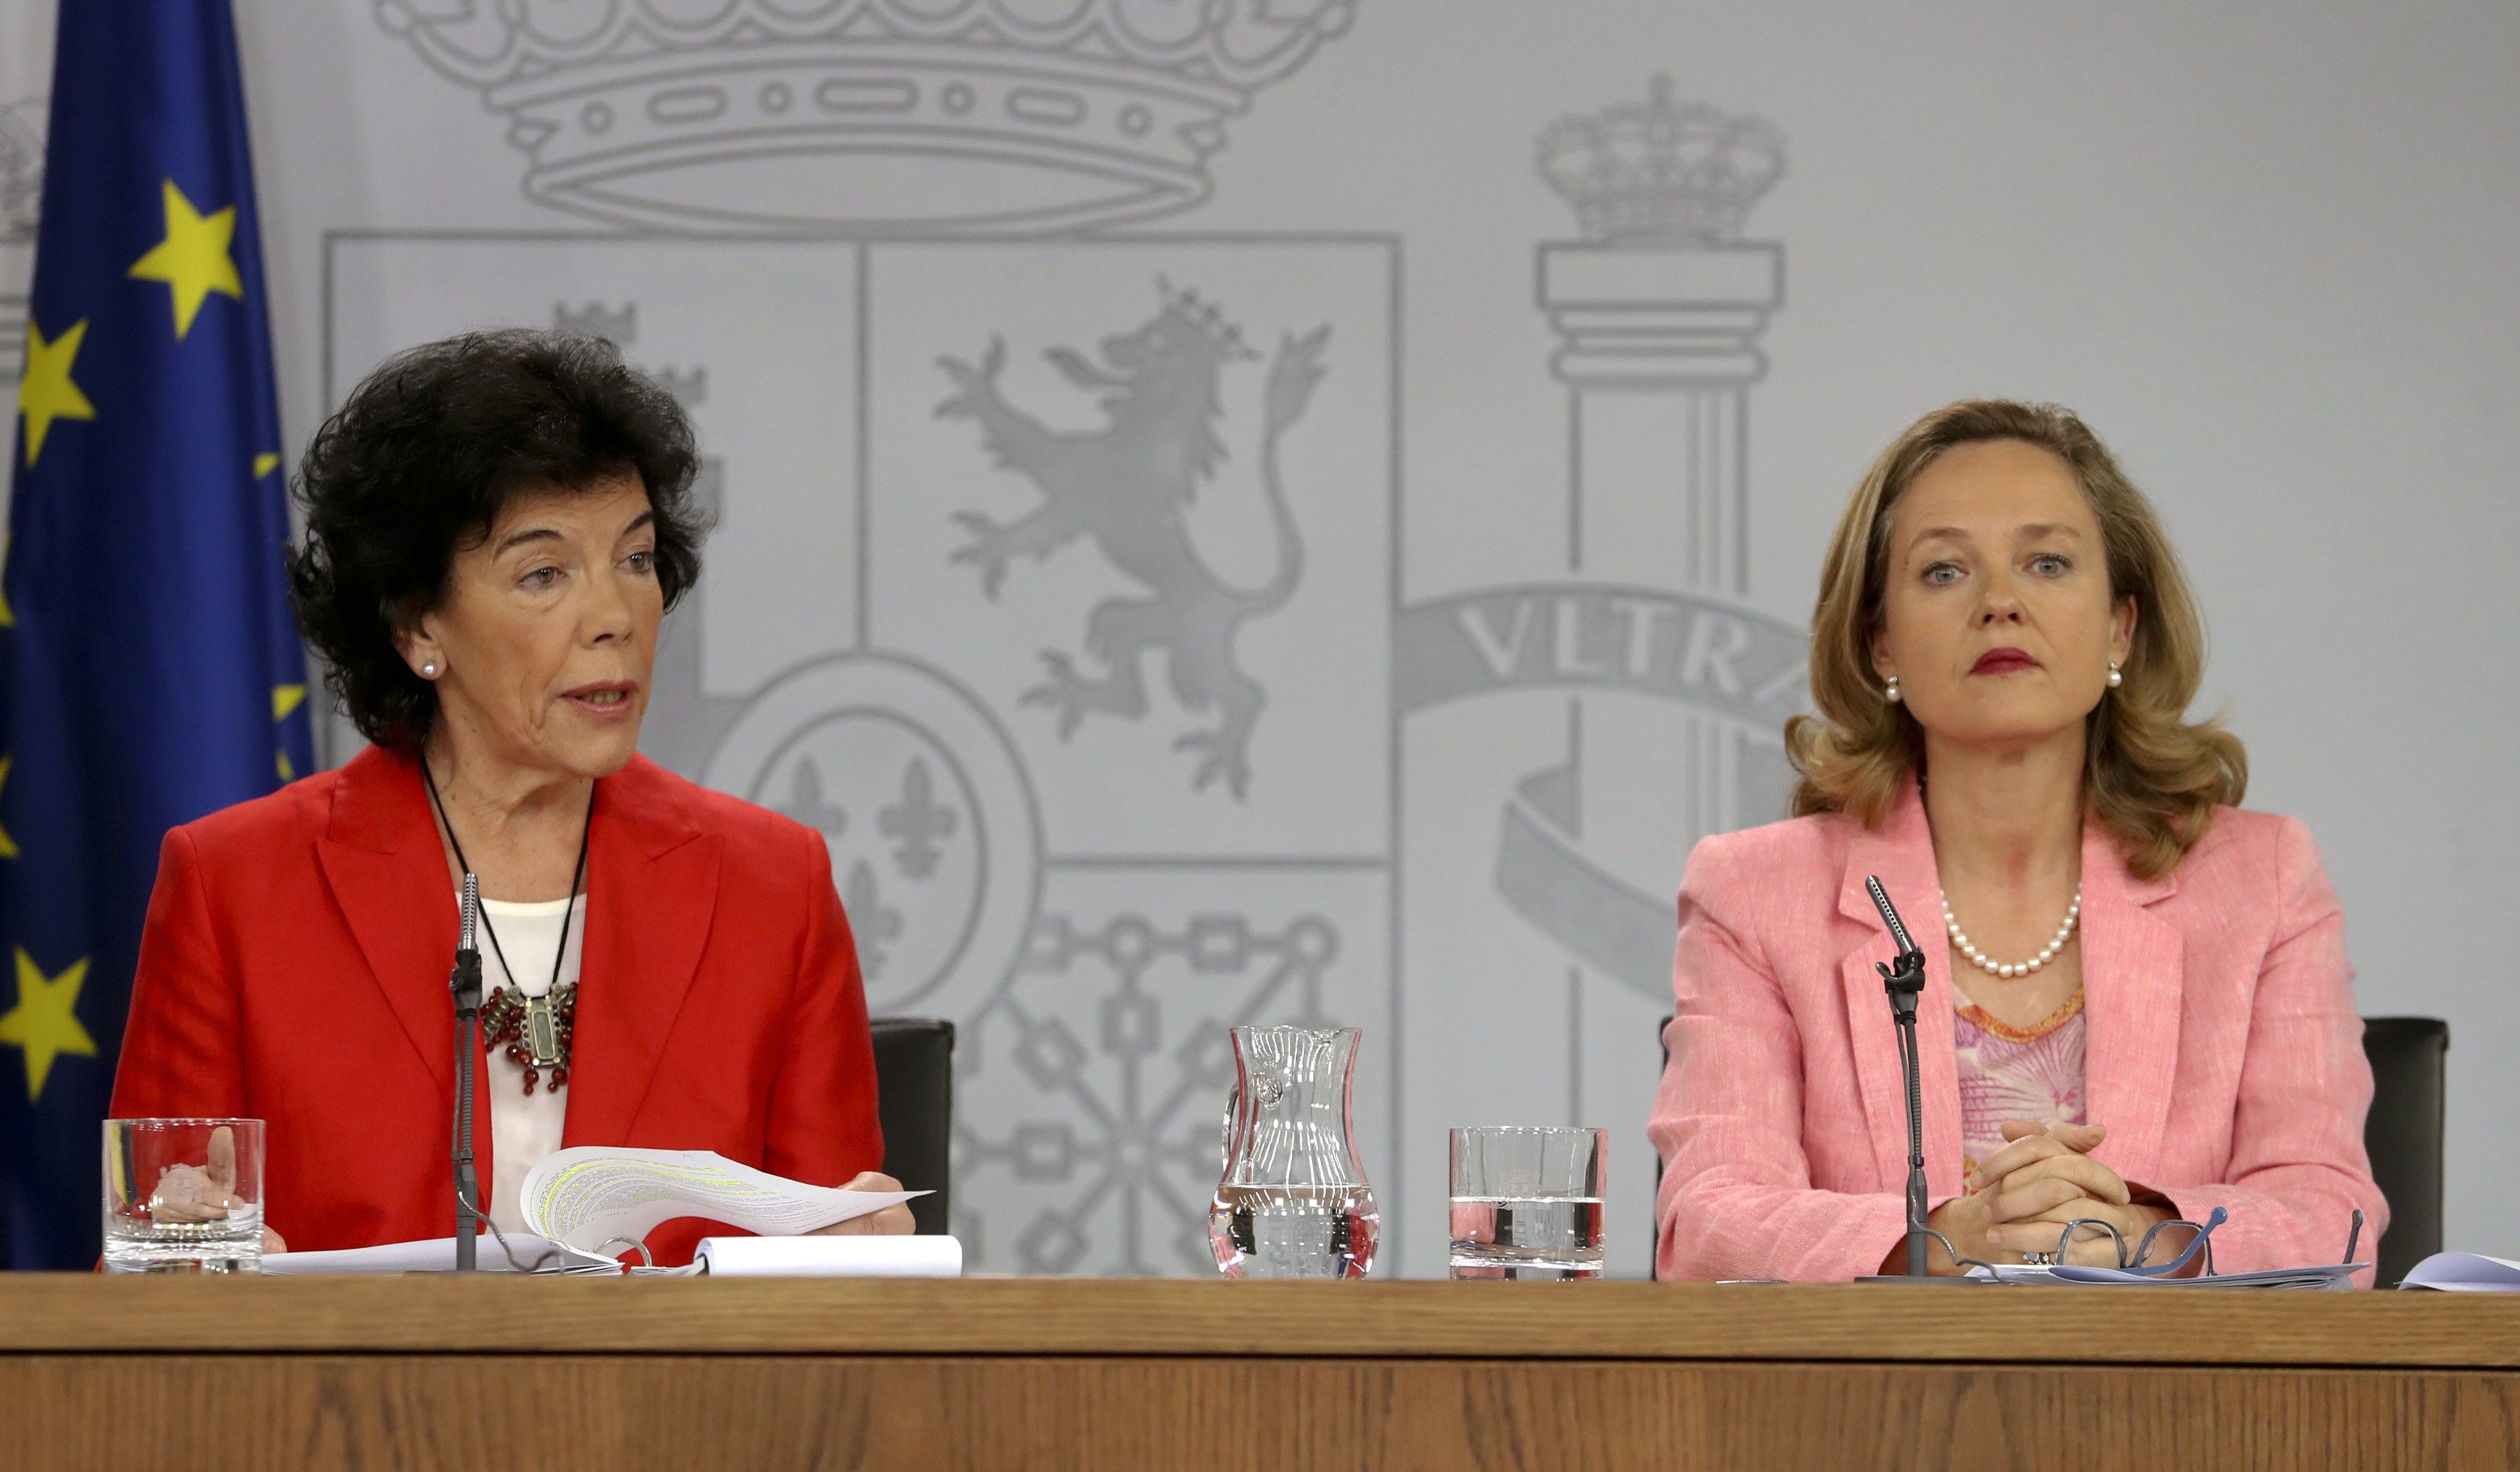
0,97,40,244
0,97,45,381
937,285,1330,797
372,0,1357,236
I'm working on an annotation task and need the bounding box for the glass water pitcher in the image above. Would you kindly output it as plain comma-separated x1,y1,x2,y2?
1208,1024,1379,1278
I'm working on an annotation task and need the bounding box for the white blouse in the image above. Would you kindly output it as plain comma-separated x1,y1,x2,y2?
469,892,583,1237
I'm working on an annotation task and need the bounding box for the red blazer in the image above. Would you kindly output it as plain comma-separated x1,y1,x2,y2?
110,745,883,1264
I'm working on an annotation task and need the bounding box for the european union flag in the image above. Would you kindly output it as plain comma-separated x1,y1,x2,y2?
0,1,311,1268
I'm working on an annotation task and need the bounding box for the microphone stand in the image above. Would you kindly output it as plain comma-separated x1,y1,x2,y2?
452,873,483,1273
1854,875,1982,1283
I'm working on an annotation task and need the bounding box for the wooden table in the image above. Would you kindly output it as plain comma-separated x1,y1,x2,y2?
4,1275,2515,1469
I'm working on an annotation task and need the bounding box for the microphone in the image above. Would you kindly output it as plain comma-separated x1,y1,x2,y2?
1866,874,1921,960
1854,876,1979,1284
452,873,483,1272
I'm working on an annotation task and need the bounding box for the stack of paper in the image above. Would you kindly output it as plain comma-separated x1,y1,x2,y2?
1968,1261,2367,1289
519,1146,923,1251
262,1234,619,1275
691,1234,963,1277
2399,1253,2520,1291
258,1148,928,1274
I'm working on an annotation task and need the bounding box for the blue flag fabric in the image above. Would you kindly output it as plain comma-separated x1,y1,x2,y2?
0,0,310,1269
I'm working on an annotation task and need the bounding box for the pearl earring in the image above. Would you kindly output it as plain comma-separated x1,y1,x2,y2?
419,661,438,678
2106,662,2122,689
1884,674,1902,703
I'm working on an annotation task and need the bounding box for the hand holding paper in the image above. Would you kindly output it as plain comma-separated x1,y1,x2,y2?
805,1170,920,1237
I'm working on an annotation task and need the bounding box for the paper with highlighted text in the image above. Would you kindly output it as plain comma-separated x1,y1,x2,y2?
521,1147,924,1252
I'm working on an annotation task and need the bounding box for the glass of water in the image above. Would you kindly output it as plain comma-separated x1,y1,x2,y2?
1449,1125,1605,1280
102,1118,265,1273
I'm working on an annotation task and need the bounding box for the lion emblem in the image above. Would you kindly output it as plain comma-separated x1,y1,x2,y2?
937,284,1330,798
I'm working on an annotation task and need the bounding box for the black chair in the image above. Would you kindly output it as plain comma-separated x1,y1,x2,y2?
1648,1014,2450,1284
870,1017,955,1236
2361,1016,2447,1287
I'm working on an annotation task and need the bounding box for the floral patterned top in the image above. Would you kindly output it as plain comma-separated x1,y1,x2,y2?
1955,987,2086,1177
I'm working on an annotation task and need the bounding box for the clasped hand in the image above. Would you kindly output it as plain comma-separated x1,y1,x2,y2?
1914,1120,2187,1272
146,1123,288,1254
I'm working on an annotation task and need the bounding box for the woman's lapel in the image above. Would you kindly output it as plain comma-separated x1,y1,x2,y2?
1835,781,1968,1198
564,756,724,1148
2076,824,2182,1188
1833,782,2186,1196
313,746,459,1092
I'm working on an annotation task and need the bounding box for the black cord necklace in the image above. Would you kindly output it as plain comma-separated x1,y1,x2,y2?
423,759,592,1097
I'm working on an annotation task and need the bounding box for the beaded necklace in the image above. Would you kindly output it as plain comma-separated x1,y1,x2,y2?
425,763,591,1097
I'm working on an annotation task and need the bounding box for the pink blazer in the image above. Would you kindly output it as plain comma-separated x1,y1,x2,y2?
1649,781,2383,1283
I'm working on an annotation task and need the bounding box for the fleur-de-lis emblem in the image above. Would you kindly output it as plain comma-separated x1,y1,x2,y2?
879,757,958,880
843,859,905,978
778,757,848,840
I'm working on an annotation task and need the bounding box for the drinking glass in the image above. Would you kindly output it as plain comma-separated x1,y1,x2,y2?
1449,1125,1606,1279
102,1118,265,1273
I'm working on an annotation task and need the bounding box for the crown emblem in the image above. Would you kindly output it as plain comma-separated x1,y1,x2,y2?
374,0,1357,237
1156,276,1257,361
1537,77,1785,246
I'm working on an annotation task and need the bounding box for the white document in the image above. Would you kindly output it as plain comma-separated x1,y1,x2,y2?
2048,1261,2366,1289
519,1146,924,1252
2399,1252,2520,1291
1967,1264,2072,1284
692,1234,963,1278
261,1234,619,1275
1968,1261,2367,1289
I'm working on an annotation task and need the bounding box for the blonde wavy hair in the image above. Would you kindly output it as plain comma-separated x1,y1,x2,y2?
1784,400,2246,878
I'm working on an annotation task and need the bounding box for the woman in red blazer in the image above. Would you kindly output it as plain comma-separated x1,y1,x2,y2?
111,330,907,1261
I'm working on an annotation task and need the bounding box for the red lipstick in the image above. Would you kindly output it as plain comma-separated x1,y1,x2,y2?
1969,648,2039,676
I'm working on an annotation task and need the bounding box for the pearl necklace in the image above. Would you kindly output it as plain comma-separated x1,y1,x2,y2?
1941,887,2080,979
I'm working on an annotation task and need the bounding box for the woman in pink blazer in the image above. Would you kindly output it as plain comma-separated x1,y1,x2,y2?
1650,400,2382,1282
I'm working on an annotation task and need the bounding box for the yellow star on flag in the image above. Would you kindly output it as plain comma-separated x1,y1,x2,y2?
0,755,17,860
274,685,308,783
18,318,96,469
0,949,97,1102
127,179,243,339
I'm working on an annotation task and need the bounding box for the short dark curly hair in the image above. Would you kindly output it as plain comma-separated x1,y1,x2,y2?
287,329,707,751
